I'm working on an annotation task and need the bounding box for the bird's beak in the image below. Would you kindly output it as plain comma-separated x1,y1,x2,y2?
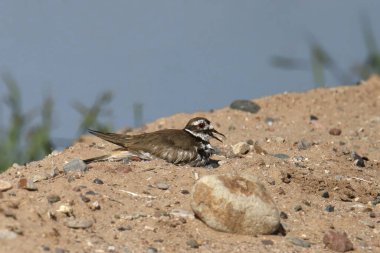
209,128,225,142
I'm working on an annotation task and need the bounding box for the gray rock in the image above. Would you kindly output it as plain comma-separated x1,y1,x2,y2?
47,194,61,204
230,100,260,113
146,247,158,253
273,153,289,159
155,182,170,190
65,218,93,229
63,159,88,173
191,174,280,235
186,239,200,248
323,230,354,252
325,204,335,212
0,229,18,239
297,140,312,150
288,237,311,248
321,191,330,198
93,178,104,184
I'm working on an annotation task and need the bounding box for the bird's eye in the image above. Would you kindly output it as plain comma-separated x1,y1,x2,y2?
198,122,205,128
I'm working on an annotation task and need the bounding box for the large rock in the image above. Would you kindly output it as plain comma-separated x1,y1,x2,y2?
191,174,280,235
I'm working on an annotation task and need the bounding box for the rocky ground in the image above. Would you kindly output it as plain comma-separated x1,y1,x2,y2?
0,76,379,253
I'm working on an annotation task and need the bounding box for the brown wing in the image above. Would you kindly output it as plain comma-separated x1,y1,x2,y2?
89,129,199,164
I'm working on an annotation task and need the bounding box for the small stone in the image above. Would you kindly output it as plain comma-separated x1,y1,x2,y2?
288,237,311,248
85,190,97,195
56,204,74,216
231,142,251,156
354,158,365,167
265,117,274,126
274,137,285,143
0,229,18,239
321,191,330,198
323,230,354,252
146,247,158,253
18,178,37,191
108,246,116,252
253,143,268,155
32,174,48,183
186,239,200,248
329,128,342,136
50,167,60,178
170,209,195,219
117,225,132,231
65,218,93,229
310,115,319,121
297,140,312,150
63,159,88,173
41,245,50,251
93,178,104,184
294,205,302,212
155,182,170,190
180,189,190,195
0,180,12,192
280,211,288,219
325,204,335,212
369,212,376,218
55,248,67,253
191,174,280,235
47,194,61,204
261,239,274,246
80,194,91,203
89,201,101,210
371,196,380,206
230,99,260,113
273,153,289,159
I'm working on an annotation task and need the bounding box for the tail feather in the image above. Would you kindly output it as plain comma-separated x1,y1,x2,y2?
88,129,130,148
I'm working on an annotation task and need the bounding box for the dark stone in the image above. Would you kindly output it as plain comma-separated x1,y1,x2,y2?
261,239,274,246
310,115,319,121
47,194,61,204
180,189,190,195
297,140,312,150
294,205,302,212
280,211,288,219
329,128,342,136
186,239,200,248
80,194,91,203
93,178,104,184
371,196,380,206
117,225,132,231
321,191,330,198
288,237,311,248
325,204,335,212
273,153,289,159
85,190,97,195
230,100,260,113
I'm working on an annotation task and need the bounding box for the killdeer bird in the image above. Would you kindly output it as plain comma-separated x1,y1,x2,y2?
84,117,225,167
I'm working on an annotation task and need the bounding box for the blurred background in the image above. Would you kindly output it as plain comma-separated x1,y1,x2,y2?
1,1,380,170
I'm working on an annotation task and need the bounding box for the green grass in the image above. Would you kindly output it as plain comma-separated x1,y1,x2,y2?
0,73,113,172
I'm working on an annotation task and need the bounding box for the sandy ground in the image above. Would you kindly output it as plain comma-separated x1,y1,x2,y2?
1,76,379,253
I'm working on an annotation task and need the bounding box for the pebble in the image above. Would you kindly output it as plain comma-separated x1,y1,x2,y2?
191,174,280,235
180,189,190,195
371,196,380,206
230,99,261,113
56,204,74,216
47,194,61,204
93,178,104,184
63,159,88,173
65,218,93,229
155,182,170,190
329,128,342,136
186,239,200,248
310,115,319,121
80,194,91,203
321,191,330,198
274,136,285,143
18,178,38,191
273,153,289,159
50,167,60,178
288,237,311,248
280,211,288,219
0,229,18,239
265,117,274,126
117,225,132,231
297,140,312,150
89,201,101,210
231,142,251,155
325,204,335,212
146,247,158,253
32,174,48,183
0,180,12,192
55,248,67,253
323,230,353,252
294,205,303,212
169,209,195,219
261,239,274,246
